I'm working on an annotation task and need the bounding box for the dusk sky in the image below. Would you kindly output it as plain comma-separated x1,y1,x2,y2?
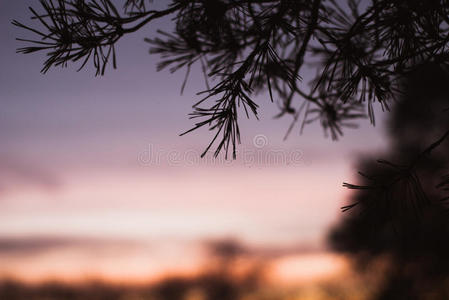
0,1,389,284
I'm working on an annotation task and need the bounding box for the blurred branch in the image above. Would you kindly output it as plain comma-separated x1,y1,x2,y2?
342,128,449,219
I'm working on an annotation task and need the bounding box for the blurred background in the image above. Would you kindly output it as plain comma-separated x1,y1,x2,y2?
0,1,400,299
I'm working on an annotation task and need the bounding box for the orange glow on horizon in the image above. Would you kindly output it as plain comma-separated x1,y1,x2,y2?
268,253,348,285
0,248,346,286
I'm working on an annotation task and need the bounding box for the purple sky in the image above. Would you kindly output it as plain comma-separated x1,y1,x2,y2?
0,1,389,282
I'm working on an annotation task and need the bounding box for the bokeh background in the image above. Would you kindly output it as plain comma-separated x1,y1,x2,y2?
0,1,391,299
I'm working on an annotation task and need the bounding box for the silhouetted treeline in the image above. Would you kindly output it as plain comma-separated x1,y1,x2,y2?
0,240,266,300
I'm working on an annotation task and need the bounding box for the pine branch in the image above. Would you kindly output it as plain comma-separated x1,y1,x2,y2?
13,0,449,158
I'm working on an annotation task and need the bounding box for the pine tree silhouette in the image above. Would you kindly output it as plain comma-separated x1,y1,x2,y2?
13,0,449,158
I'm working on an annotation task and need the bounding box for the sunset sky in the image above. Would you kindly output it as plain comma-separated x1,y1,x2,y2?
0,1,388,284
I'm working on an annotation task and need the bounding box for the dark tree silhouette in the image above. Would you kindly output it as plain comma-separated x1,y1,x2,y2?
13,0,449,158
328,63,449,300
